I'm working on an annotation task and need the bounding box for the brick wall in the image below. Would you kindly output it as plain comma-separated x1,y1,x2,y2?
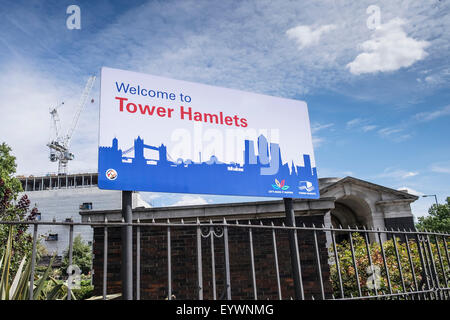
92,215,333,300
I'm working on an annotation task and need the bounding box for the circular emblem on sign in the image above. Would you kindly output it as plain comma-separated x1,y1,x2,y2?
106,169,117,180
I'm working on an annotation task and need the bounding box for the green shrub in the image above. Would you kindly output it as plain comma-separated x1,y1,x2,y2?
62,235,92,275
329,233,449,298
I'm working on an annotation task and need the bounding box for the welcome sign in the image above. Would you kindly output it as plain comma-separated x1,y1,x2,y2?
98,67,320,199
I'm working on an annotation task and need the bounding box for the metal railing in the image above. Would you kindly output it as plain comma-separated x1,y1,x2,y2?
0,219,449,300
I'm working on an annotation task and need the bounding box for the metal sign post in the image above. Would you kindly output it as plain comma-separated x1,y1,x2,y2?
283,197,304,300
122,190,133,300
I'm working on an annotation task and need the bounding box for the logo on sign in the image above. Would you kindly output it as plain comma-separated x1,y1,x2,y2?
299,181,314,192
272,179,289,191
106,168,118,180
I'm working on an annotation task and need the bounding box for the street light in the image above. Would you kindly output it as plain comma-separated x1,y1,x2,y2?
422,194,439,206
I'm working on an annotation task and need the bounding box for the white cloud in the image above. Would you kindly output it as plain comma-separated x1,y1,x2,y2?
0,62,93,175
312,136,325,148
311,122,334,134
397,186,423,196
171,195,208,206
346,118,365,128
286,24,337,50
430,162,450,174
310,122,333,148
376,168,419,179
413,105,450,122
377,127,411,142
362,125,377,132
347,18,429,75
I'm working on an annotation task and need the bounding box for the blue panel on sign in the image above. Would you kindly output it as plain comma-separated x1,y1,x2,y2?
98,135,319,199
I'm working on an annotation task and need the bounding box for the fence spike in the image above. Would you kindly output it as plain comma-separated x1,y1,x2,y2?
281,222,285,227
121,217,125,223
223,217,228,225
104,217,108,223
311,295,315,300
181,218,184,224
197,217,201,225
209,219,213,225
271,221,275,227
235,220,239,225
88,217,91,223
152,218,155,223
137,218,140,223
332,294,335,300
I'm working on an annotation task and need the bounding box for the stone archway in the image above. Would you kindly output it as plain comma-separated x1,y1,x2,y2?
325,194,374,244
333,195,373,228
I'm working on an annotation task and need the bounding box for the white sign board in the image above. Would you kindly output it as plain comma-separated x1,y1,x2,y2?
98,66,319,199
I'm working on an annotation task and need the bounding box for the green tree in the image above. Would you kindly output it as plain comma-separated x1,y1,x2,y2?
0,142,39,273
62,235,92,275
416,197,450,233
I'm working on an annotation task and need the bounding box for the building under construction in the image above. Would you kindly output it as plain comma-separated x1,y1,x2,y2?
17,172,151,256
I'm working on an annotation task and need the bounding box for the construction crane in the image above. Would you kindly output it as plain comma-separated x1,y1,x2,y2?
47,76,96,175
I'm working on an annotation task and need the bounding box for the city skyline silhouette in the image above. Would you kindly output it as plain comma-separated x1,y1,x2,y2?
98,134,319,199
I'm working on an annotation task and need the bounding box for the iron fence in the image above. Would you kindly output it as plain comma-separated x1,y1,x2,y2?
0,219,449,300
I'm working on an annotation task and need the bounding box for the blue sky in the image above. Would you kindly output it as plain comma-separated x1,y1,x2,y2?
0,0,449,218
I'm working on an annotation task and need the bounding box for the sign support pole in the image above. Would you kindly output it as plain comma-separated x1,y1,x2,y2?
122,190,133,300
283,197,304,300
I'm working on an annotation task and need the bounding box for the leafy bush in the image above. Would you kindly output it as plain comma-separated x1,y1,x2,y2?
329,233,449,298
0,143,40,274
62,235,92,275
0,226,68,300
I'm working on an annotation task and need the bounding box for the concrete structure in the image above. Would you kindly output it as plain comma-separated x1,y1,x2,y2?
80,176,418,299
320,177,418,242
18,173,150,256
81,176,418,231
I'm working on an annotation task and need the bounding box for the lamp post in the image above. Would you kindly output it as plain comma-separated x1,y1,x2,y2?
422,194,439,206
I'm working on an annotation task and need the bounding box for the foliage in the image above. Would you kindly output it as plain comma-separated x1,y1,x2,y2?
41,276,93,300
416,197,450,234
0,143,22,196
0,226,68,300
72,277,94,300
329,233,450,298
62,235,93,275
0,142,40,273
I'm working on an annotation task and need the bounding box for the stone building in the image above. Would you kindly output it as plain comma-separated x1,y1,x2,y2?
80,176,418,299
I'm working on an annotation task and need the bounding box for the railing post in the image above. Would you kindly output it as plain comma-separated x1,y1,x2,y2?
196,218,203,300
122,190,133,300
283,198,304,300
223,218,231,300
103,218,108,300
67,224,74,300
29,224,38,300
